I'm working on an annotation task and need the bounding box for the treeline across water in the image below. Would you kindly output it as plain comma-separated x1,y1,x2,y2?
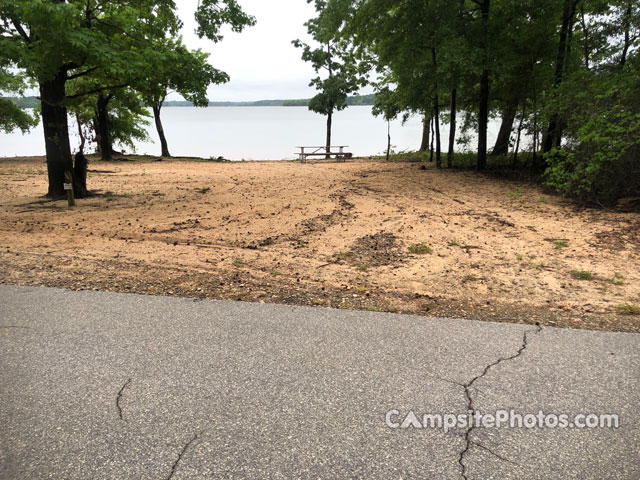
3,94,376,109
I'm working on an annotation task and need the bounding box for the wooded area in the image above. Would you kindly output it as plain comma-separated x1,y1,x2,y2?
299,0,639,205
1,0,639,205
0,0,254,196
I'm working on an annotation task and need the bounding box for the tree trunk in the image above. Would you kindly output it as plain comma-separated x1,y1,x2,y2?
544,0,577,153
76,112,86,154
419,113,430,152
40,70,86,198
512,106,525,167
478,68,489,170
386,119,391,161
532,109,538,166
96,94,112,161
491,102,517,156
447,88,456,168
74,113,88,192
431,48,442,168
620,3,632,67
434,95,441,168
326,110,332,159
153,102,171,157
429,115,435,163
477,0,491,170
74,152,88,193
580,6,590,70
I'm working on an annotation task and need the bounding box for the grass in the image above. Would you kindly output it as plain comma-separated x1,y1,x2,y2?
408,243,432,254
553,240,568,249
570,270,594,280
615,303,640,315
362,303,382,312
507,188,525,200
232,258,244,268
462,274,479,283
104,192,131,202
606,272,625,286
448,239,461,247
370,151,531,168
0,168,43,175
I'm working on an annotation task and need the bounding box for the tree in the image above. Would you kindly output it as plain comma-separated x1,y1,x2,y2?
332,0,471,167
0,0,181,197
543,0,640,204
543,0,582,154
67,72,151,161
294,0,367,157
0,67,37,133
1,0,254,198
372,84,402,160
138,41,230,157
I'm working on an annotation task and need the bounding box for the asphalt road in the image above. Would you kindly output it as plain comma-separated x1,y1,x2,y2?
0,285,638,479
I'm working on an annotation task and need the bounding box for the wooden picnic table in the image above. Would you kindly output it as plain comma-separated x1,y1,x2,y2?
296,146,353,162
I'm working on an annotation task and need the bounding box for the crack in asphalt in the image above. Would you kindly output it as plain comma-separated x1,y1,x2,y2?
166,431,202,480
457,324,542,479
470,440,520,466
116,378,131,420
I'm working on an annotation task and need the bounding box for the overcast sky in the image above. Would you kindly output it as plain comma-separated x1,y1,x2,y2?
174,0,322,102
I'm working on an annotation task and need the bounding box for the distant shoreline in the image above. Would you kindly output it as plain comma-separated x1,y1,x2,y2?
4,93,376,109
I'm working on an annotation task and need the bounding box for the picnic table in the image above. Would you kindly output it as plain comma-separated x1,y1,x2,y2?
296,146,353,163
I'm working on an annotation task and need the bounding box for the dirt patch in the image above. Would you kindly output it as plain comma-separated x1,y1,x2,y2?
333,232,404,268
300,194,355,235
593,220,640,251
1,155,638,333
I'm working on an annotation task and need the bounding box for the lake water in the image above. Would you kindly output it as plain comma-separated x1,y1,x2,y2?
0,106,504,160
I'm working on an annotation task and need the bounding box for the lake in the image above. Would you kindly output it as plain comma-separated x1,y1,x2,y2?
0,106,504,160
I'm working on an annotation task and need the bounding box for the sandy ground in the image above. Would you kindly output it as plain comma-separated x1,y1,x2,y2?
1,155,638,332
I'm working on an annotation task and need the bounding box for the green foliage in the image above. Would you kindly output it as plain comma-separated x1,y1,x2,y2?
606,272,625,285
0,97,37,133
1,0,255,192
616,303,640,315
569,270,594,280
0,68,37,133
322,0,638,201
195,0,256,43
543,100,640,205
108,91,151,151
542,4,640,205
138,39,231,109
293,0,368,118
408,243,432,254
232,257,244,267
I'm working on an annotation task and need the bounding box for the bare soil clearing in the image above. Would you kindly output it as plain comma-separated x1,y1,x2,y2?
1,156,638,332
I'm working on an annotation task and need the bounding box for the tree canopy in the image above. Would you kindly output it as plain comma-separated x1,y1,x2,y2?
0,0,254,196
294,0,368,152
310,0,639,203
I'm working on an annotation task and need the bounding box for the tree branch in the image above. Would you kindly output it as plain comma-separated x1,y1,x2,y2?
67,83,128,99
67,66,100,80
11,19,30,43
94,18,147,44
